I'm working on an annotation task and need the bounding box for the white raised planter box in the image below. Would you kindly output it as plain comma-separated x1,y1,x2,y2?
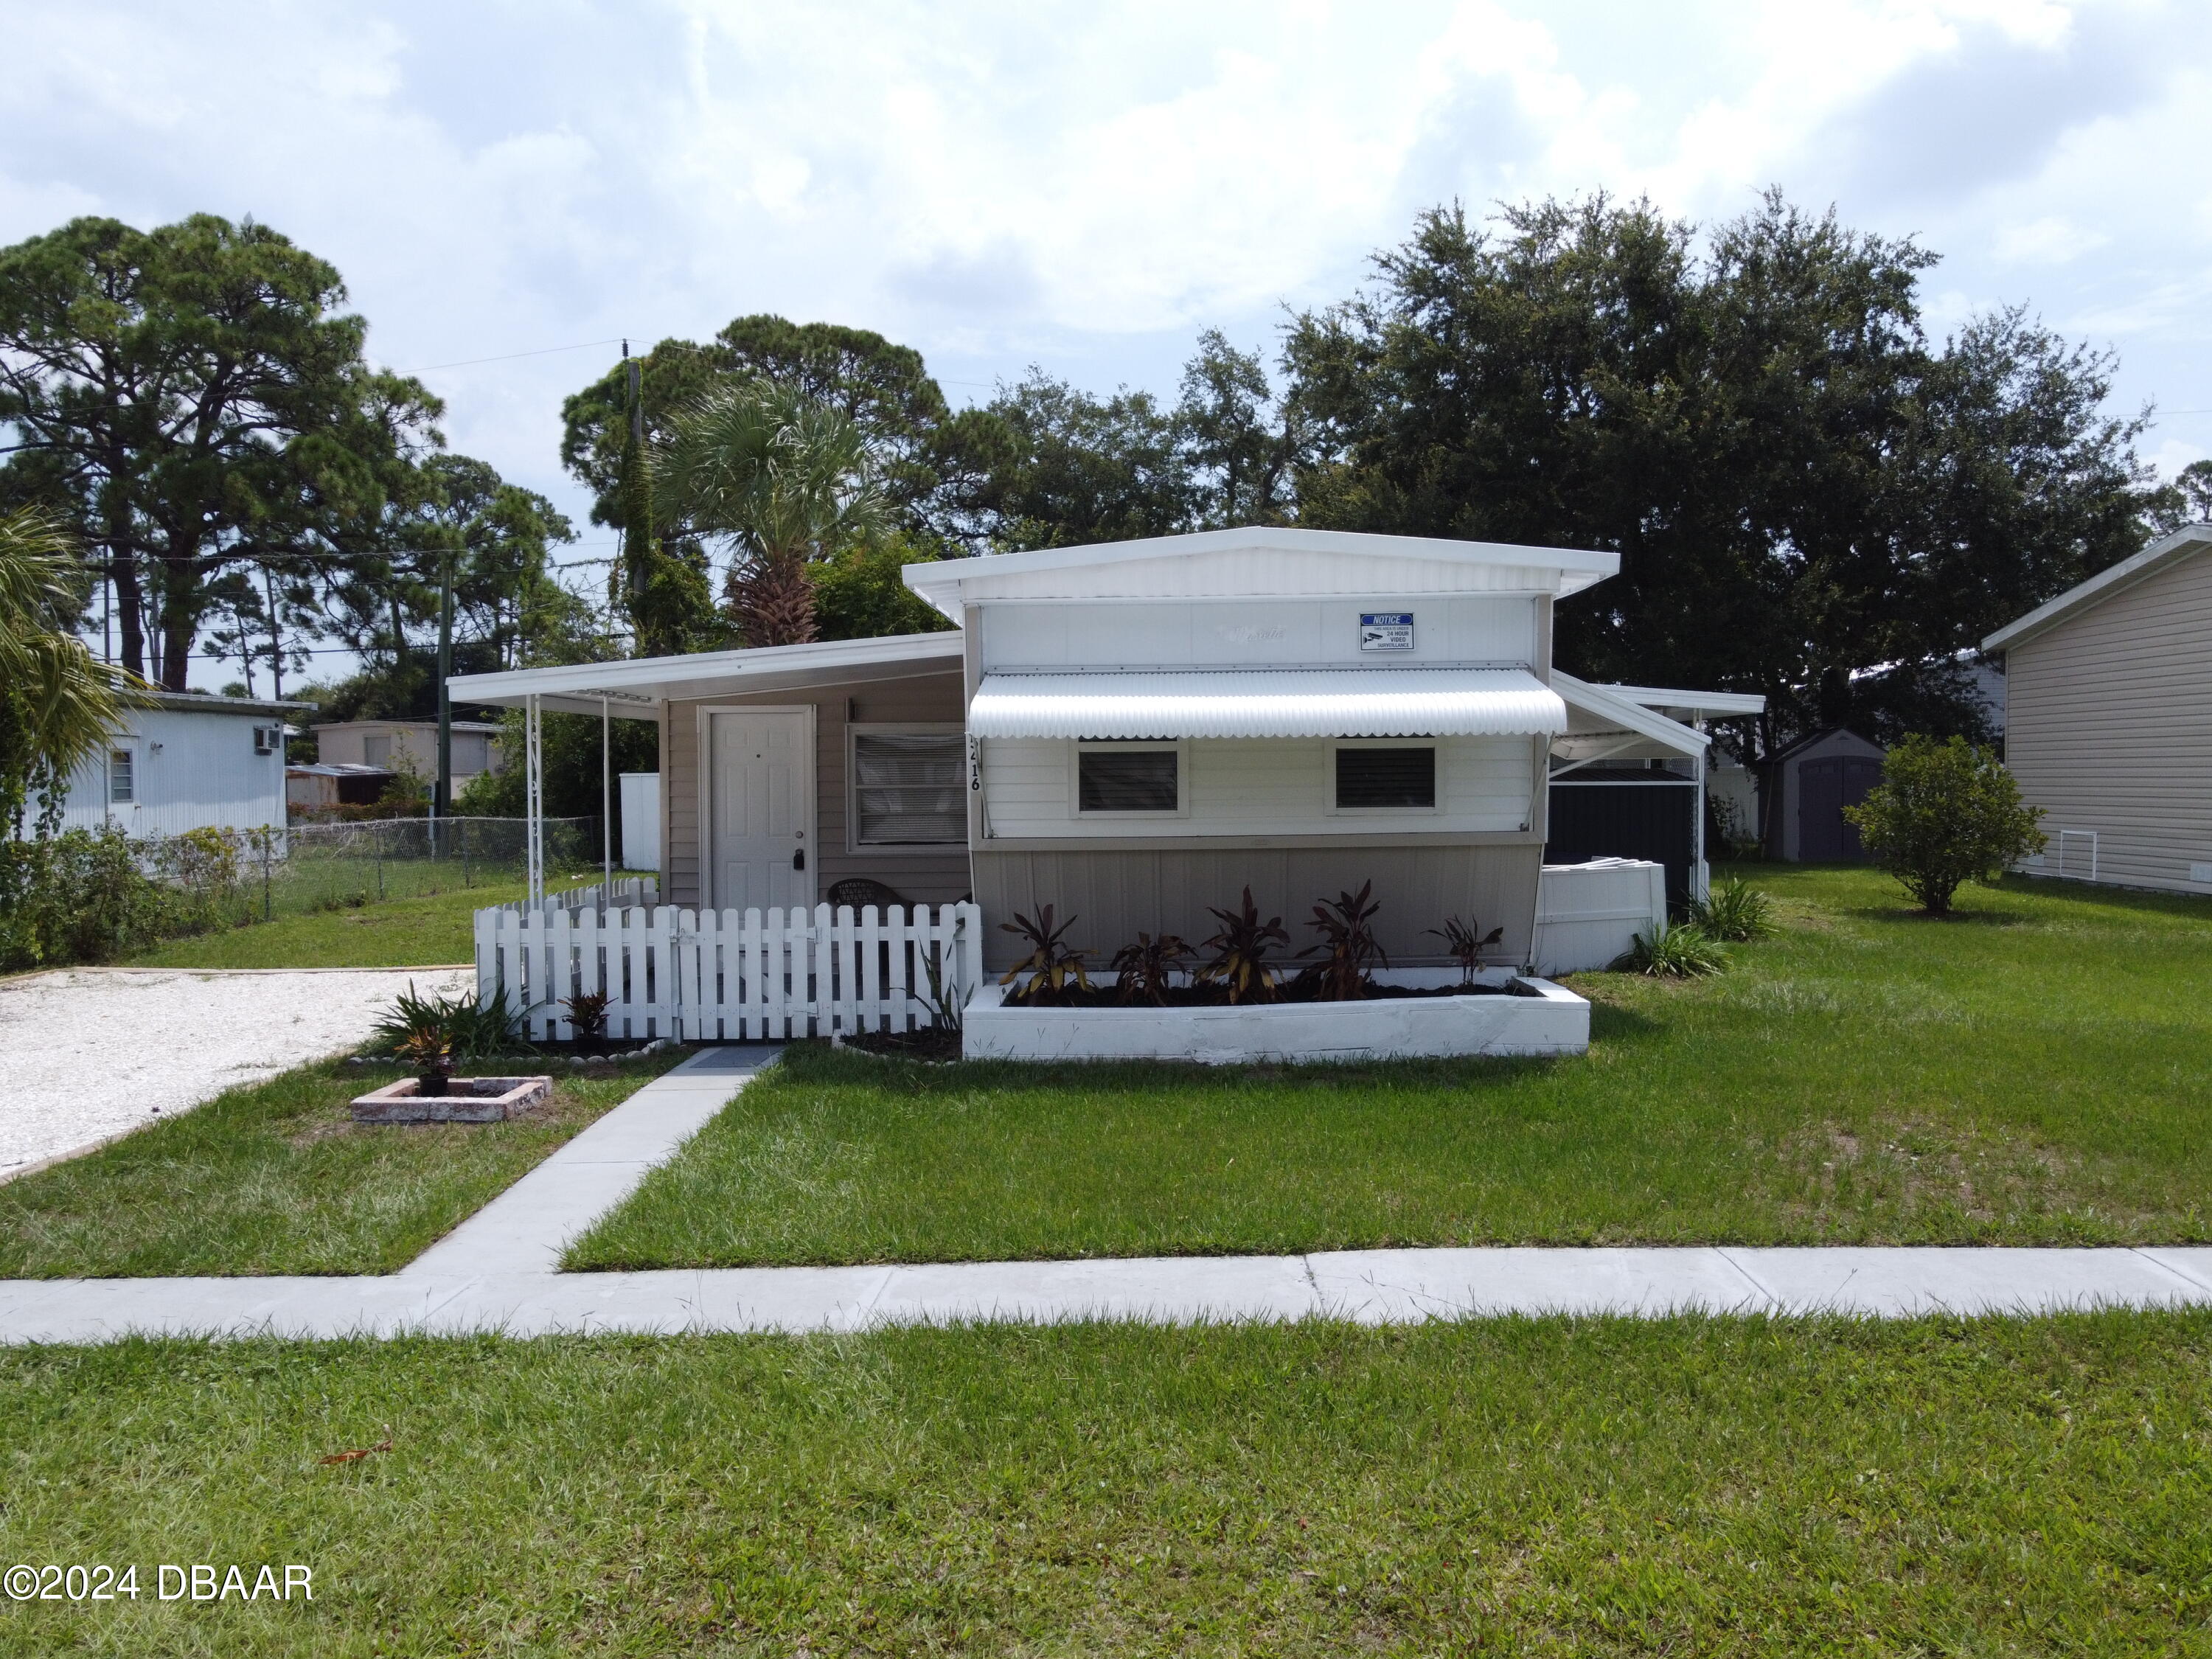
962,972,1588,1064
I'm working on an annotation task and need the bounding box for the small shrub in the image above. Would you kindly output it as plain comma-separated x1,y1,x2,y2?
1108,933,1191,1005
563,990,612,1043
1425,914,1505,984
0,825,178,969
1613,923,1729,978
372,981,528,1062
1196,887,1290,1005
1688,877,1775,942
998,905,1091,1005
1296,880,1388,1001
1844,733,2045,917
393,1029,456,1094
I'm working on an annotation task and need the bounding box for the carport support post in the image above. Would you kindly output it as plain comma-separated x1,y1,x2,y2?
525,692,545,905
600,694,612,905
1691,724,1708,903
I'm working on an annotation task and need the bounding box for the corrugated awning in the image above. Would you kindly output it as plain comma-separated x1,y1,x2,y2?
967,668,1567,740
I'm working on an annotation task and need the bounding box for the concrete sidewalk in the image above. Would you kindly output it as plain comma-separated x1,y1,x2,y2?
2,1045,2210,1343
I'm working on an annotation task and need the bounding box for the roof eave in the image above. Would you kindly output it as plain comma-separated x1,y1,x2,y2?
1983,524,2212,653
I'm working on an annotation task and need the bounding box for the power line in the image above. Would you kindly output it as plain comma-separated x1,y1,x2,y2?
403,338,628,374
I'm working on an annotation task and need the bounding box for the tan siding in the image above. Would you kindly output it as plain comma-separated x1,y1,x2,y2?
663,666,970,910
974,844,1545,971
2006,545,2212,891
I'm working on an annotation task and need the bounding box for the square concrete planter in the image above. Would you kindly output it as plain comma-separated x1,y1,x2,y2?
350,1076,554,1124
961,973,1589,1064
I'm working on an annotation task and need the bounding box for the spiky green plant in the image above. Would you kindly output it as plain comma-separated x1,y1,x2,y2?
1613,923,1729,978
1689,877,1776,942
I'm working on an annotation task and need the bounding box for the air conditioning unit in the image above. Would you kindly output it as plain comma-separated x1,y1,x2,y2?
253,726,282,756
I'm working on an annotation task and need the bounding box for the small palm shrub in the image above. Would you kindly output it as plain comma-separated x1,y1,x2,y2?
372,982,527,1062
1297,880,1388,1001
1425,914,1505,984
1109,932,1191,1005
998,905,1091,1004
1688,877,1775,942
1196,886,1290,1005
1613,923,1729,978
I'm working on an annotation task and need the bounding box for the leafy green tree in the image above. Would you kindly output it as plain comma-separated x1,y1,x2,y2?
973,369,1193,549
653,383,888,647
0,215,444,689
811,532,959,641
1844,734,2045,917
1285,192,2157,749
1175,330,1304,529
2145,457,2212,534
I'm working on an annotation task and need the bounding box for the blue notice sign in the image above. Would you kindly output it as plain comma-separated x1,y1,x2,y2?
1359,612,1413,651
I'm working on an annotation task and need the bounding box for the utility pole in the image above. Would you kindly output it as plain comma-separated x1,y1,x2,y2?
436,542,455,824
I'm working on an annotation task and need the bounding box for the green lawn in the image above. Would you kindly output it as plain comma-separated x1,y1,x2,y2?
0,1052,686,1278
571,866,2212,1268
119,873,625,970
1,1313,2207,1653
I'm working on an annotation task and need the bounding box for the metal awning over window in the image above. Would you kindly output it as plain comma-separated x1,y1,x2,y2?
967,668,1567,740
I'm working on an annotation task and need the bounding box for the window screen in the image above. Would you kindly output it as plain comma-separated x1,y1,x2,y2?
852,732,964,844
1336,746,1436,809
1079,748,1178,813
363,734,392,766
108,748,134,804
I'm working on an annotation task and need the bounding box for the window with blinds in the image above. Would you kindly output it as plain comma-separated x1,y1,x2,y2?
852,731,965,845
1078,747,1180,813
1335,745,1436,809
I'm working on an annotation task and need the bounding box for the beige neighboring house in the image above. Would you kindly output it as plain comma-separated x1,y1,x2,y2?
1983,521,2212,894
313,720,507,789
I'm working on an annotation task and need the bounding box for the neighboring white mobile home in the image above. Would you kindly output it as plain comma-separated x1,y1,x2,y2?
51,692,302,839
448,527,1758,973
1983,522,2212,894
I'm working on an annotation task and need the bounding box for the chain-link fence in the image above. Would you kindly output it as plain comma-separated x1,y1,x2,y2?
157,817,605,926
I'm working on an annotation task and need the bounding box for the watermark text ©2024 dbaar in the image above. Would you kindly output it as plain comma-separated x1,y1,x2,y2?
4,1562,313,1603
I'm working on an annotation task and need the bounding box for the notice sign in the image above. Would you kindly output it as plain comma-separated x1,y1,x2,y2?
1359,612,1414,652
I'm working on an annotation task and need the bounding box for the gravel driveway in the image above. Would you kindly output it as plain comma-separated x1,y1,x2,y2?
0,967,474,1178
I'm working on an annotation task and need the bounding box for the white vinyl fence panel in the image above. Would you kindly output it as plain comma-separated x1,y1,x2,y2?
475,902,983,1043
1531,858,1669,976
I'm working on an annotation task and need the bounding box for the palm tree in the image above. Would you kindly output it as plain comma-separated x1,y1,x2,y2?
0,509,136,834
653,383,888,647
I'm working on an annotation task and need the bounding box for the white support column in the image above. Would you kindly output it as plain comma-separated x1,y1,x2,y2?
600,694,613,905
525,692,545,905
1691,719,1709,903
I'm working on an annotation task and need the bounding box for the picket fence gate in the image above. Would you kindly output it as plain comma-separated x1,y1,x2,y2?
473,902,984,1043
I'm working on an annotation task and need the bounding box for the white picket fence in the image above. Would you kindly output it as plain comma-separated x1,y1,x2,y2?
474,901,984,1043
489,876,659,917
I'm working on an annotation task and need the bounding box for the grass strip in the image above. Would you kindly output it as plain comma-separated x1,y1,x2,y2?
0,1313,2206,1653
571,866,2212,1267
0,1051,687,1278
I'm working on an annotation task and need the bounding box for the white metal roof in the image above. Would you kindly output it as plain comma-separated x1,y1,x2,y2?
905,527,1620,620
1983,523,2212,653
1597,683,1767,719
967,667,1566,740
1550,672,1709,759
445,630,964,717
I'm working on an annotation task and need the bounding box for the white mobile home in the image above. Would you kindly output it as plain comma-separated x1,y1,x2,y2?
49,692,302,840
449,528,1753,983
1983,521,2212,893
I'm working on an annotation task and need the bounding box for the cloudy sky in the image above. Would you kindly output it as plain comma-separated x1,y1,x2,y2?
7,0,2210,570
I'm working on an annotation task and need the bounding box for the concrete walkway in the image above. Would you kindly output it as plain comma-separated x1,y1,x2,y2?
2,1044,2211,1344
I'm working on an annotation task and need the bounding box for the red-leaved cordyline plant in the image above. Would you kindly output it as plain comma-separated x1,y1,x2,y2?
1298,880,1388,1001
998,905,1091,1005
1424,915,1504,986
1108,932,1192,1005
1197,887,1289,1005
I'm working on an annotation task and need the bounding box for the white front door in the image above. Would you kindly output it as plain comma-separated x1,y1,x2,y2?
707,709,813,911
